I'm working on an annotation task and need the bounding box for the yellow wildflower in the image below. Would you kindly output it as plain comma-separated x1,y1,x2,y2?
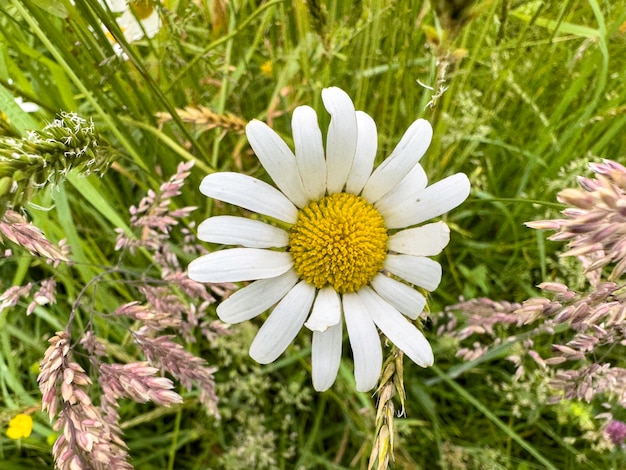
260,60,273,77
6,413,33,440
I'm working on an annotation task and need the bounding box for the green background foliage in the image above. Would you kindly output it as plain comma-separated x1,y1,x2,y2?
1,0,626,468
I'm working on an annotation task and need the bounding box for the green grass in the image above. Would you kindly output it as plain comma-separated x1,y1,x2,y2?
1,0,626,468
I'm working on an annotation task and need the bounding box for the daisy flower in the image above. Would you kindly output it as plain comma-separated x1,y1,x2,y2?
104,0,163,46
188,87,470,392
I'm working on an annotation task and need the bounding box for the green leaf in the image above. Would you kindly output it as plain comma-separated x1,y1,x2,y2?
67,173,133,236
29,0,68,18
0,84,38,133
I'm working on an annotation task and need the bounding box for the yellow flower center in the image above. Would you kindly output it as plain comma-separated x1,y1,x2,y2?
289,193,388,293
131,0,156,20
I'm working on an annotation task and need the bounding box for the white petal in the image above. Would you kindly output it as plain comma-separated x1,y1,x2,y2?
188,248,292,283
304,286,341,332
138,10,161,39
374,163,427,214
292,106,326,201
380,173,470,229
361,119,433,203
217,269,299,323
117,9,161,42
358,287,433,367
249,281,315,363
198,216,289,248
15,98,39,113
105,0,127,12
200,172,298,224
322,87,358,194
345,111,377,195
388,221,450,256
342,292,382,392
370,274,426,320
384,255,442,292
246,120,309,208
312,322,343,391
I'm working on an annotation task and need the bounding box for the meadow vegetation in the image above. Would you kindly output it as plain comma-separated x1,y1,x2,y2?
1,0,626,468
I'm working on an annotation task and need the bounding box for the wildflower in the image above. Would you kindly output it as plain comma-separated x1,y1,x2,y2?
105,0,163,44
188,87,470,392
606,420,626,446
260,60,273,77
6,413,33,439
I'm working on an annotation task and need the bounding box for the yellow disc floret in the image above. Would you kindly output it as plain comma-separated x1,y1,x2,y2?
289,193,388,293
131,0,156,20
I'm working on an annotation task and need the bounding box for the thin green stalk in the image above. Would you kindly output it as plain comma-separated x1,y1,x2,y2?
431,364,558,470
120,117,215,174
167,407,183,470
164,0,287,92
81,0,206,159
